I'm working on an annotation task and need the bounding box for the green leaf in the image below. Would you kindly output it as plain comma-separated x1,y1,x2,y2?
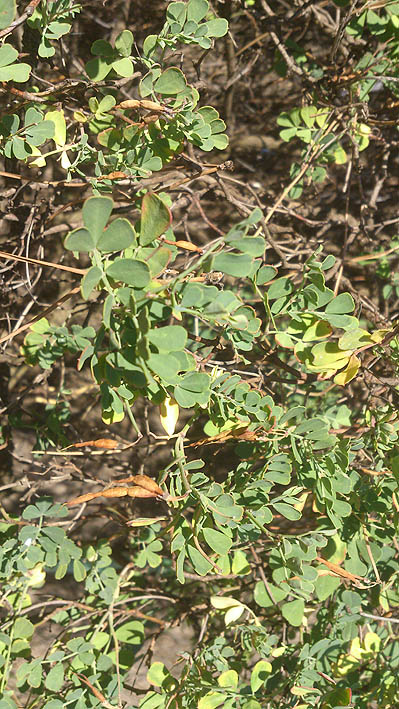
321,313,358,329
202,527,232,555
281,598,305,626
154,67,187,95
212,133,229,150
325,292,355,314
73,559,86,582
106,258,151,287
139,193,172,246
224,605,245,625
82,196,113,244
142,34,158,56
254,581,288,607
218,670,238,689
115,29,134,56
138,246,171,277
338,327,375,350
28,662,42,688
187,543,213,575
147,325,187,352
0,43,17,67
11,136,30,159
25,120,55,146
198,692,226,709
272,502,301,520
275,331,294,348
167,2,187,25
45,110,66,146
0,0,15,30
267,276,294,300
251,660,272,693
211,495,243,524
45,664,64,691
212,252,254,277
256,265,277,284
112,57,134,77
147,661,170,687
310,342,350,371
81,266,102,300
13,618,34,639
174,371,211,407
0,56,31,82
231,550,250,575
205,18,228,37
116,620,144,645
139,690,167,708
320,687,352,708
226,236,265,257
266,453,292,484
287,314,331,342
47,21,70,40
85,56,114,80
97,218,136,252
97,95,116,114
301,105,316,128
314,574,340,601
0,696,18,709
64,227,95,252
91,39,114,56
187,0,209,23
147,353,181,384
38,37,55,58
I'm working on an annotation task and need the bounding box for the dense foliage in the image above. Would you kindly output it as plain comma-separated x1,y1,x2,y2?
2,1,399,707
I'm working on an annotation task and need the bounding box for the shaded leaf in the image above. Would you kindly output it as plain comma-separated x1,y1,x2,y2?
154,67,187,94
281,598,305,626
202,527,232,555
97,218,136,252
81,266,102,300
106,258,151,287
325,292,355,314
82,196,113,244
139,193,172,246
45,664,64,692
0,0,15,30
212,252,253,277
147,325,187,352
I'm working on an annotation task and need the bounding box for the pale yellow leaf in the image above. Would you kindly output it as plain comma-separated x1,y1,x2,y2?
159,396,179,436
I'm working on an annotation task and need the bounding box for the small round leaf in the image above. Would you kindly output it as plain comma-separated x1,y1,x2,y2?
106,258,151,287
64,227,95,253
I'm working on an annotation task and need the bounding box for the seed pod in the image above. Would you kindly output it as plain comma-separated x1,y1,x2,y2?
130,474,164,497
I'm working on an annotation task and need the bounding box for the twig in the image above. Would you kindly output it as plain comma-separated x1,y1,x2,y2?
0,250,86,276
0,285,81,346
264,127,346,225
260,0,317,82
